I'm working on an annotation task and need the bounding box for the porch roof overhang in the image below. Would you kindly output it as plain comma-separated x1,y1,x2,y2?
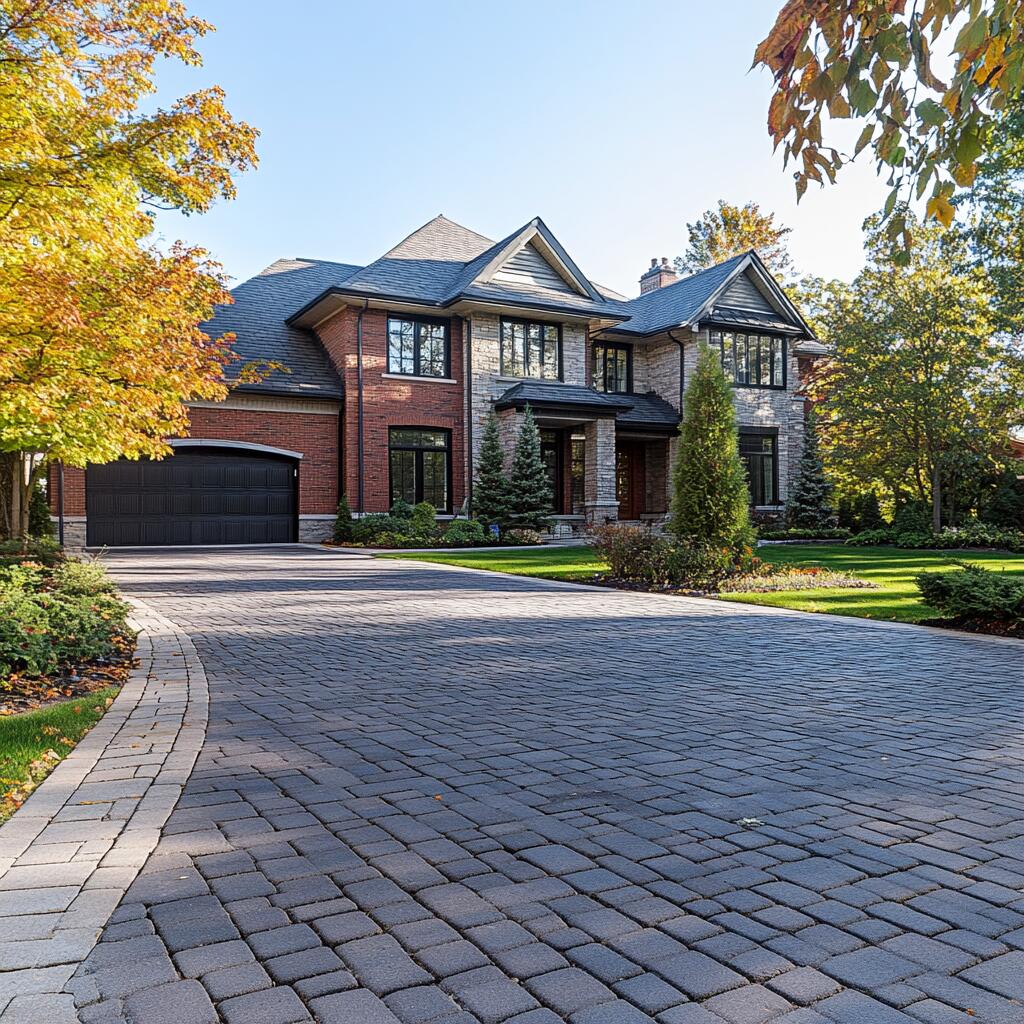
494,381,631,417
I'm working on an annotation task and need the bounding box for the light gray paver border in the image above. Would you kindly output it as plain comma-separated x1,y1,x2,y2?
0,598,208,1021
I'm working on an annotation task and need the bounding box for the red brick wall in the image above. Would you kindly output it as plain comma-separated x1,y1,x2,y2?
316,308,466,513
49,405,339,516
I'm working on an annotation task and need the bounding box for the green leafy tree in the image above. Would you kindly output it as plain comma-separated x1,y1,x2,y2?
755,1,1024,254
508,406,553,531
809,211,1024,532
473,414,514,531
670,345,753,549
785,412,837,529
676,200,794,280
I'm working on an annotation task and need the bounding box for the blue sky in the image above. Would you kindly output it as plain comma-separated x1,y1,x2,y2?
152,0,892,296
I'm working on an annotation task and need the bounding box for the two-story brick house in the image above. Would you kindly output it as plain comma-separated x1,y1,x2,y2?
54,215,824,547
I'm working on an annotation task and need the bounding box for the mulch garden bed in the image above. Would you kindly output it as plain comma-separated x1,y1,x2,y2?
1,631,137,717
919,616,1024,639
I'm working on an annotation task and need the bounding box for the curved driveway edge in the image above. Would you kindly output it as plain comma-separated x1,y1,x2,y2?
0,599,208,1023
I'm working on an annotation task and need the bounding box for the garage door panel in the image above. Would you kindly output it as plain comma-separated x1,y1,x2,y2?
86,448,297,547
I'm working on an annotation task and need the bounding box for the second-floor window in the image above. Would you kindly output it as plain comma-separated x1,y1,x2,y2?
592,342,631,393
500,318,561,379
712,330,786,389
387,316,449,377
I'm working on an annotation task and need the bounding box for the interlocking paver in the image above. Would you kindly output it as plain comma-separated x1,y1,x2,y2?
58,548,1020,1024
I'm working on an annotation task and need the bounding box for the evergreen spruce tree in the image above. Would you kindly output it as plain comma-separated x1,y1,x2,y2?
670,345,752,548
28,480,54,538
508,406,553,531
785,411,838,529
332,495,354,543
473,414,514,531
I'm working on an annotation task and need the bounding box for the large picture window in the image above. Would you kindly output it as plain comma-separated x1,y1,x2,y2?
592,342,631,393
500,318,561,379
739,430,778,506
387,317,449,377
388,428,450,511
712,330,786,389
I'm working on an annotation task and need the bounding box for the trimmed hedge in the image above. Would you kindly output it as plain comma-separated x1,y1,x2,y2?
847,521,1024,552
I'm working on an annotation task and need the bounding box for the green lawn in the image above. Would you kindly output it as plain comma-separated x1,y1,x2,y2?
0,686,119,823
381,544,1024,624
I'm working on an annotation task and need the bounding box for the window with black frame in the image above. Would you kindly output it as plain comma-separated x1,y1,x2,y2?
712,330,786,388
500,319,560,379
591,342,631,393
388,428,450,511
386,317,449,377
738,431,778,506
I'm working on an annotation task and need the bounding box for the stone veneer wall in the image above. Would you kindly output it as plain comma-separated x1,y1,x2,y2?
469,313,588,470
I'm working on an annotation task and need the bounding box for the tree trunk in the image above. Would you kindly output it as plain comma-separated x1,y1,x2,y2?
0,451,21,543
931,463,942,534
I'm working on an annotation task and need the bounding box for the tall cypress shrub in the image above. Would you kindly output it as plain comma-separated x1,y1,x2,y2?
669,344,752,549
785,411,838,529
473,414,514,531
508,405,553,531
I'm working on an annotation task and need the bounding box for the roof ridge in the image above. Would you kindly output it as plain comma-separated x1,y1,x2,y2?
382,214,494,258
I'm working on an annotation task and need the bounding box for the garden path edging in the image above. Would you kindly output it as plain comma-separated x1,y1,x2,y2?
0,597,208,1023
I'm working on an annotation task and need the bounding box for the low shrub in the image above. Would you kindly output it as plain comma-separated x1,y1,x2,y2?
443,519,487,547
916,563,1024,624
758,527,851,541
846,521,1024,552
350,513,400,545
591,525,752,589
389,499,415,523
0,537,64,569
410,502,438,537
0,558,130,684
504,527,544,546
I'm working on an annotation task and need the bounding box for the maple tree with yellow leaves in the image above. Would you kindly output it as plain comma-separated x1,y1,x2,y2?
0,1,259,539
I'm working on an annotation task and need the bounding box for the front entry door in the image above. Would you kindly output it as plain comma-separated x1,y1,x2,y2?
540,430,564,514
616,441,647,520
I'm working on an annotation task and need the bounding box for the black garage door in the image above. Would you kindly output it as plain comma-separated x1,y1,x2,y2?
86,447,297,547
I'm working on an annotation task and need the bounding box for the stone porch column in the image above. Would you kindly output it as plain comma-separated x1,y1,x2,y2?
584,417,618,525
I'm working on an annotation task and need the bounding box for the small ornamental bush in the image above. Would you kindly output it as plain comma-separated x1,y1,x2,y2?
389,498,415,523
504,527,545,546
592,525,754,589
411,502,438,538
443,519,487,546
916,563,1024,624
332,496,354,543
349,513,400,544
0,537,63,569
0,558,130,684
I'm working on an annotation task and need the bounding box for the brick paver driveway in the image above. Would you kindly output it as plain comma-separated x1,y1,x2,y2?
73,547,1022,1024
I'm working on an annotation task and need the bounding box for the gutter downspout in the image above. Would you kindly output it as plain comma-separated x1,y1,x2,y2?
464,317,473,516
356,300,367,513
666,328,687,413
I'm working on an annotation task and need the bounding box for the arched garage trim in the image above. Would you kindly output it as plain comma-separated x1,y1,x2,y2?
169,438,304,460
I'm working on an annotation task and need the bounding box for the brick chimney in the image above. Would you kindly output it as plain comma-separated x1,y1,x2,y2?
639,256,677,294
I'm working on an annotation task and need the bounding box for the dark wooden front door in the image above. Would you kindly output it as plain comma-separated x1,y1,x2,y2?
616,441,647,520
540,431,564,514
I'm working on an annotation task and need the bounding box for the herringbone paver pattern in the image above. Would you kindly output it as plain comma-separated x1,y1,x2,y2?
70,547,1022,1024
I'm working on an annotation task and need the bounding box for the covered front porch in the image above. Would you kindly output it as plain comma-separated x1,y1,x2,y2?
492,382,679,531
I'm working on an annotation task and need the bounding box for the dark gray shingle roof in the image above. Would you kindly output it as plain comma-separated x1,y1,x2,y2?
608,252,749,337
616,392,680,429
494,381,631,413
206,258,361,398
